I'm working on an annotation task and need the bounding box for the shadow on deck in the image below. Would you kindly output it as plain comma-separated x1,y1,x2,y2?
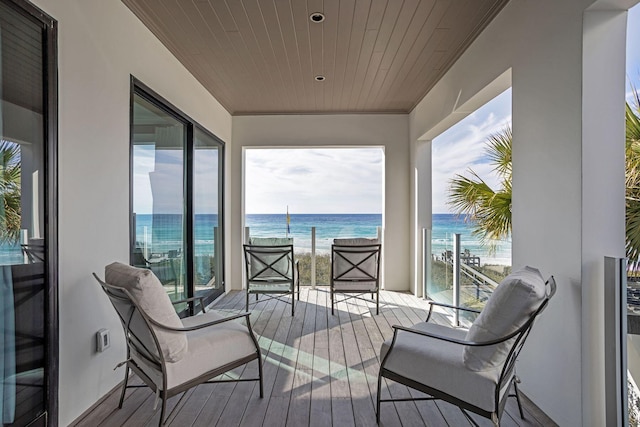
71,288,556,427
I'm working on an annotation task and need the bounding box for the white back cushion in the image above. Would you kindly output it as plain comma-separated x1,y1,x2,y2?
105,262,187,362
463,266,546,371
249,237,293,246
333,237,379,245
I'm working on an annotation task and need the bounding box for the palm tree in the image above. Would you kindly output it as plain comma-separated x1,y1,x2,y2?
447,90,640,270
626,86,640,269
447,127,512,253
0,140,21,243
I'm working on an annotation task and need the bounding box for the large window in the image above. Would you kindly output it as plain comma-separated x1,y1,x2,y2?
130,80,224,310
428,88,512,313
0,1,57,426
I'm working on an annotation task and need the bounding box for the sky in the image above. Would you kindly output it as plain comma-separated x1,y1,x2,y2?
431,89,512,213
240,5,640,216
134,145,220,214
244,148,383,214
628,5,640,103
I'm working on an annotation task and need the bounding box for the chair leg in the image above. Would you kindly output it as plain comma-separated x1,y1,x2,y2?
258,357,264,398
376,372,383,423
158,392,167,426
246,292,250,312
376,291,379,315
331,288,335,315
118,365,130,409
512,376,525,419
291,291,295,316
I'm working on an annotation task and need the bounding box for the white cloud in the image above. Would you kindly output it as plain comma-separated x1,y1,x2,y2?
245,148,384,214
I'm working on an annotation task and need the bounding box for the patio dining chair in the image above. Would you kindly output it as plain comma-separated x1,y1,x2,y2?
243,237,299,316
330,238,381,315
94,262,263,426
377,266,556,426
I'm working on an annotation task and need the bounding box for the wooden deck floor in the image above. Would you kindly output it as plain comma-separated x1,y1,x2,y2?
72,288,556,427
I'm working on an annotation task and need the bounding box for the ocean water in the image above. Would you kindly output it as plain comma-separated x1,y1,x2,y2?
2,213,508,266
0,243,23,265
246,213,511,266
246,213,382,254
431,213,511,266
135,214,219,257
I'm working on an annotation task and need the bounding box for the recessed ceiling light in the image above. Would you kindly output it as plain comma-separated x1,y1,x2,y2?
314,75,325,82
310,12,325,23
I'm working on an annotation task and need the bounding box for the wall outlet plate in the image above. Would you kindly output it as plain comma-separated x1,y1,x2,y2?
96,328,110,352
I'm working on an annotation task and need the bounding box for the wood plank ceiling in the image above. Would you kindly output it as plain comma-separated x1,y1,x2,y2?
122,0,509,115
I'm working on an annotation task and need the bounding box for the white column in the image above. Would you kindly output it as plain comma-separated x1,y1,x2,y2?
413,140,432,297
581,9,628,426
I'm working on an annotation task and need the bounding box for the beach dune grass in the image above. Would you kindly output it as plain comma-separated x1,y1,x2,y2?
296,253,510,293
296,252,331,286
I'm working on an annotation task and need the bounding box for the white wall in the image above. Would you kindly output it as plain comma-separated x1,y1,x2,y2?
231,114,410,292
28,0,232,424
409,0,629,425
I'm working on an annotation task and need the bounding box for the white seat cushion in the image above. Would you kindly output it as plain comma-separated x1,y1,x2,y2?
105,262,187,362
134,311,258,390
332,282,378,292
380,322,503,413
463,266,546,371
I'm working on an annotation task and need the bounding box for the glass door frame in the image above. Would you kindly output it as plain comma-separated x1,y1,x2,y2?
129,77,225,313
3,0,59,425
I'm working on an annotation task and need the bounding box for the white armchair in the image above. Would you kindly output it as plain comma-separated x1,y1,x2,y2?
376,266,556,426
94,262,263,426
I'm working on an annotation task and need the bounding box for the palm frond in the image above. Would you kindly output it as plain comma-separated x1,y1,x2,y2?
447,170,494,217
628,85,640,269
485,126,512,179
447,127,512,254
0,140,21,243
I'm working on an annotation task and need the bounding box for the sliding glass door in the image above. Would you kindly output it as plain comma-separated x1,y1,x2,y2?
0,1,57,426
194,129,223,299
131,92,187,302
131,80,224,311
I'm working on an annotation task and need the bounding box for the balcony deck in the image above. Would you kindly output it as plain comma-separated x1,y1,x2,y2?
72,288,556,427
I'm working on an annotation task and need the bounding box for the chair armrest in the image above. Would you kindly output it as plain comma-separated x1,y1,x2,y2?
391,324,524,347
425,301,480,322
172,296,207,313
147,311,252,332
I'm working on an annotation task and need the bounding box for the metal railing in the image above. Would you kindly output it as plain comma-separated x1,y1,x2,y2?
424,230,501,326
244,226,383,288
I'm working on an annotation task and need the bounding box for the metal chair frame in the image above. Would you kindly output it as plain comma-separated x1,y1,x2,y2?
93,274,263,426
243,244,299,316
376,276,556,426
330,244,382,315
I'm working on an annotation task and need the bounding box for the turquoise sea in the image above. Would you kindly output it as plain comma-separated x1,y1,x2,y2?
430,213,511,266
246,213,511,266
246,213,382,254
0,213,508,267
